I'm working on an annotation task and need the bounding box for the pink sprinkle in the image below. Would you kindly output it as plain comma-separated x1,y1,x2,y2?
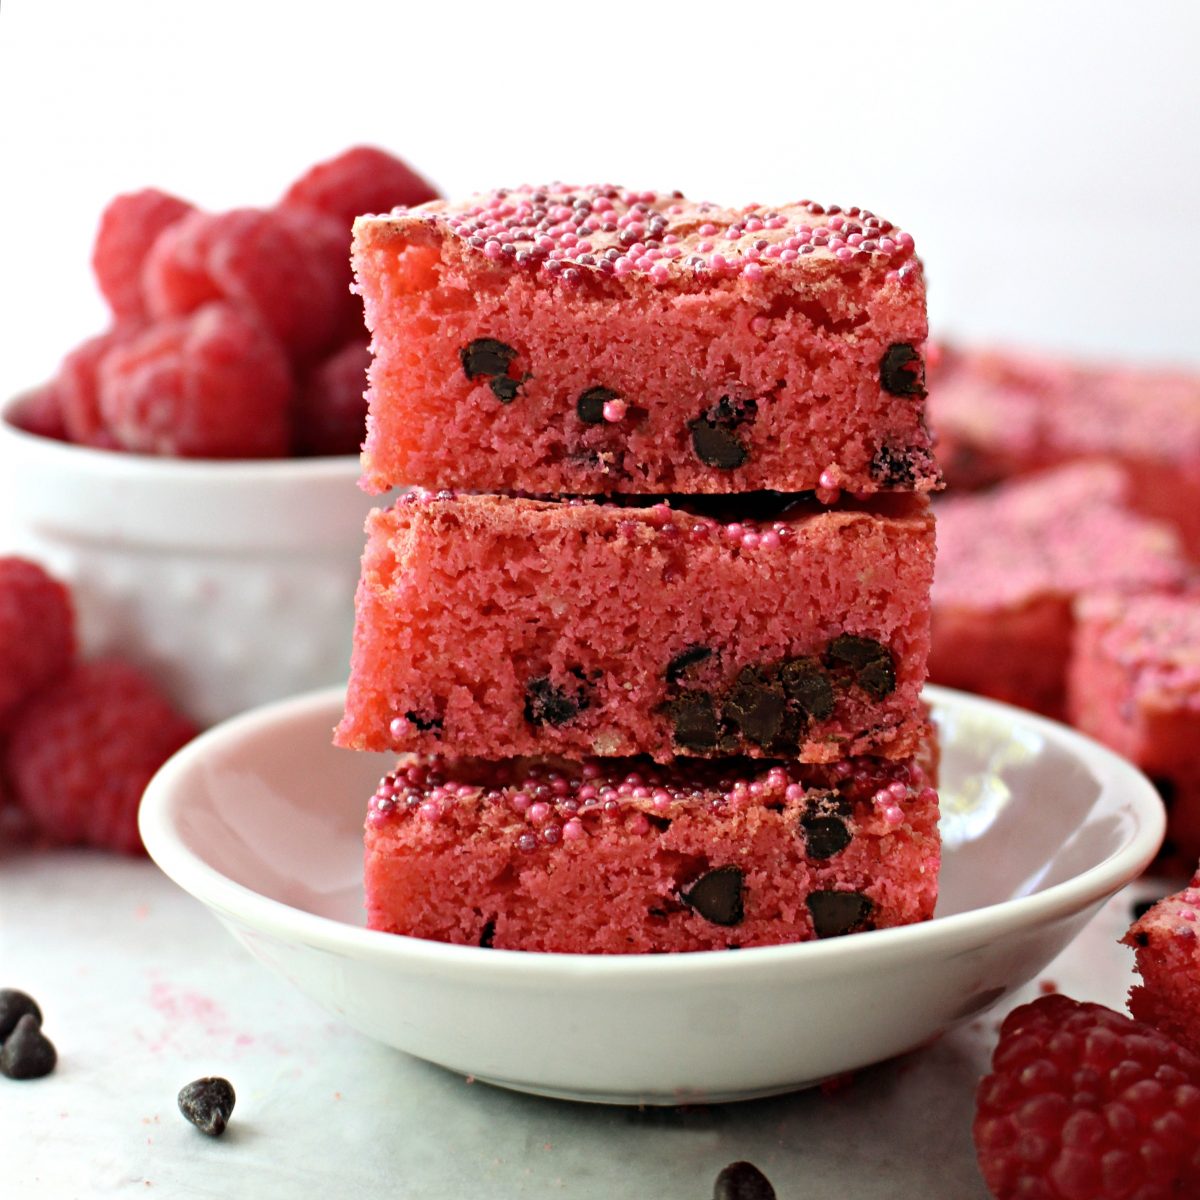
603,399,628,422
882,804,904,828
698,223,717,236
698,240,714,253
650,263,670,284
785,784,805,802
724,522,745,543
740,531,761,549
388,716,412,739
779,249,798,263
710,253,728,271
562,818,585,842
834,247,854,262
483,240,503,261
743,262,764,281
819,468,838,491
529,802,551,824
760,530,781,549
510,791,531,813
614,257,634,277
419,801,441,822
627,813,651,836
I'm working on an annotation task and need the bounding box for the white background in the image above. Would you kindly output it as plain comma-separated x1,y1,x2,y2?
1,0,1198,403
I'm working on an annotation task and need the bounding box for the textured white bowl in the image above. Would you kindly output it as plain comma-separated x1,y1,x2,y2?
0,395,378,726
140,684,1165,1106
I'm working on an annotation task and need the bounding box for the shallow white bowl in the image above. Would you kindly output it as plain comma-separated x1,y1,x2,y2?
140,684,1164,1106
0,395,378,726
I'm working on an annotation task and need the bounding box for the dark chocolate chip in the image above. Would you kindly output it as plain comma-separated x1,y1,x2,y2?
0,1014,56,1080
1132,930,1151,947
178,1077,236,1137
405,709,443,732
524,676,588,727
825,635,896,698
666,691,720,751
764,707,802,756
713,1161,777,1200
460,338,517,380
576,386,619,424
646,814,672,832
800,815,852,860
779,657,835,720
689,419,748,470
0,989,42,1042
807,891,873,938
479,920,496,948
681,866,745,926
870,443,919,487
489,375,521,403
665,645,713,683
879,343,926,397
1131,898,1162,922
724,667,787,747
856,655,896,698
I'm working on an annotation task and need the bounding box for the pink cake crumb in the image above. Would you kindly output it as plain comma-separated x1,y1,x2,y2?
364,750,940,953
337,491,935,764
352,184,935,496
1070,590,1200,861
1124,870,1200,1058
930,464,1189,717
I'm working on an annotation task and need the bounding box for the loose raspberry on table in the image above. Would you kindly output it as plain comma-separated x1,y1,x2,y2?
141,206,350,361
280,145,439,229
91,188,196,321
97,302,292,458
0,558,76,736
4,659,197,855
56,323,148,448
974,993,1200,1200
294,337,370,455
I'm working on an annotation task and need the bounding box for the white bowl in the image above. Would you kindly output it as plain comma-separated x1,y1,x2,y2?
0,395,378,726
139,684,1164,1106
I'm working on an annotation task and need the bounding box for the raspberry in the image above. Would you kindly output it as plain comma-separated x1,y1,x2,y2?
9,383,68,441
294,338,370,455
0,558,76,735
91,188,196,320
4,659,197,855
974,994,1200,1200
97,303,292,458
56,323,147,448
141,206,349,361
280,146,438,229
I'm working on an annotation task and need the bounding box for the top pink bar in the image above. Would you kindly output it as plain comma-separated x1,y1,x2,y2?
352,183,935,495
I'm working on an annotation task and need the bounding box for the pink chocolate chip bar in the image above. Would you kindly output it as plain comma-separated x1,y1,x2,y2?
352,184,936,496
336,491,935,763
364,750,940,953
929,463,1188,718
1070,591,1200,861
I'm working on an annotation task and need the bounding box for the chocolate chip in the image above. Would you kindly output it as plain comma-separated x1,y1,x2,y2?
178,1077,236,1137
825,634,896,698
870,443,919,487
724,667,787,747
0,989,42,1042
665,645,713,682
807,891,873,938
800,815,852,860
524,676,589,727
689,420,748,470
577,386,619,424
779,657,835,719
479,920,496,948
879,343,926,397
1132,930,1151,947
666,691,720,751
460,338,517,380
405,709,443,732
713,1161,777,1200
489,375,521,403
682,866,745,926
0,1014,56,1080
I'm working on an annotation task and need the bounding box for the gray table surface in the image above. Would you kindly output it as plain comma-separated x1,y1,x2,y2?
0,847,1168,1199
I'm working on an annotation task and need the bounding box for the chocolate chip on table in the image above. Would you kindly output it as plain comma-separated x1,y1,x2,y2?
666,691,720,751
724,667,787,747
524,676,589,727
178,1077,236,1137
807,890,873,938
459,338,518,380
681,866,745,926
689,419,748,470
778,657,835,720
879,342,926,397
0,988,42,1042
713,1160,777,1200
576,386,619,424
0,1014,56,1080
825,634,896,698
665,645,713,683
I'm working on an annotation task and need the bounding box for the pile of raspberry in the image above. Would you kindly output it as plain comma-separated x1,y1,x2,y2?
12,147,437,458
974,878,1200,1199
0,557,196,854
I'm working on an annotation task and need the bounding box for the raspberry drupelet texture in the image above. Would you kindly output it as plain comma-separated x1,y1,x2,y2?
294,337,370,456
1124,870,1200,1059
91,188,196,321
364,750,940,953
352,183,934,495
97,302,292,458
9,383,68,441
4,659,197,855
280,145,439,230
974,994,1200,1200
0,558,76,735
56,323,148,448
337,491,935,763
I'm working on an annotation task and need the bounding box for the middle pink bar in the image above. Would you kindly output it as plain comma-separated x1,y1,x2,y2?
337,490,935,764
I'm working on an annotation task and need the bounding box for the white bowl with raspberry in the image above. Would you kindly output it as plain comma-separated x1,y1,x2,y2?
0,397,375,726
139,684,1165,1105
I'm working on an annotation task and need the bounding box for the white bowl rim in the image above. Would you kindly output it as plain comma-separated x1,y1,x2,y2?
140,683,1165,981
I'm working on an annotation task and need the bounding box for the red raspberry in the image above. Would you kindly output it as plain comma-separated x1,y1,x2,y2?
294,338,370,455
141,206,349,361
9,383,68,441
92,188,196,320
280,146,438,229
97,302,292,458
56,323,148,448
974,994,1200,1200
0,557,76,735
5,659,197,855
